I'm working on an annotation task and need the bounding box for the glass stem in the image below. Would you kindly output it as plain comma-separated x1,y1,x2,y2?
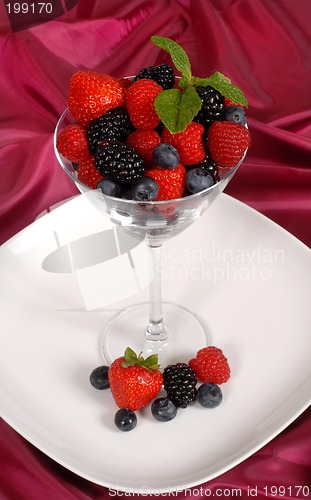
145,243,168,342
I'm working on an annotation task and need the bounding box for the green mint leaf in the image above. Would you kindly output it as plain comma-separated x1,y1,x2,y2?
177,86,202,131
192,72,248,107
155,87,202,134
154,88,183,133
151,36,192,83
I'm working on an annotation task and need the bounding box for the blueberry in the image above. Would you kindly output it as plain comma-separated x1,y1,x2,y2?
151,397,177,422
153,143,180,169
97,178,122,197
186,168,214,194
222,106,246,126
89,366,110,390
197,383,223,408
131,176,159,201
114,408,137,431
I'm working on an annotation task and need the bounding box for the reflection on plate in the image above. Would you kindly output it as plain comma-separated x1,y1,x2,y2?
0,193,310,493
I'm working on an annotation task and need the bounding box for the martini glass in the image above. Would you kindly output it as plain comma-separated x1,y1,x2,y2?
54,105,246,366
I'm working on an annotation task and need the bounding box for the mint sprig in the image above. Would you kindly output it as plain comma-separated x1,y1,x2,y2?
151,36,192,83
151,36,248,133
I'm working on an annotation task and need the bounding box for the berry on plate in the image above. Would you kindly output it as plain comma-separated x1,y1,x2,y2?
89,366,110,390
56,124,89,163
151,397,177,422
163,363,197,408
162,122,206,165
207,121,250,168
197,383,223,408
114,408,137,432
108,348,163,411
126,78,162,129
77,156,104,189
146,163,186,201
189,346,231,384
68,71,125,127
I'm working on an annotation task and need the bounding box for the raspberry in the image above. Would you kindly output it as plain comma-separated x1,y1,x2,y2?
189,346,231,384
163,363,197,408
162,122,205,165
146,163,186,201
77,156,104,189
126,129,161,167
194,86,224,136
87,107,134,154
56,124,89,163
134,64,175,90
126,79,162,129
207,121,250,168
94,141,145,183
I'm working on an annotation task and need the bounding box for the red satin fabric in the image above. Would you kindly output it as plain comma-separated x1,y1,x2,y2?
0,0,310,498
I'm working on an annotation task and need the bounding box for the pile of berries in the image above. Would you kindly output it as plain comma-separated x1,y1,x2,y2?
56,43,250,202
90,345,231,432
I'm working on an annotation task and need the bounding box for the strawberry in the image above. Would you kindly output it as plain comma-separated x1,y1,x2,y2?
189,346,231,384
108,348,163,411
126,78,162,129
77,156,104,189
126,129,161,167
146,163,186,201
162,122,206,165
68,71,125,127
207,121,250,168
56,124,89,163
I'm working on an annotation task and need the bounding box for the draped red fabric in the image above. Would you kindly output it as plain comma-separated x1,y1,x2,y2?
0,0,310,498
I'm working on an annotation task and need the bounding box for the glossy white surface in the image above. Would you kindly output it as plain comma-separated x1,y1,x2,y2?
1,193,310,493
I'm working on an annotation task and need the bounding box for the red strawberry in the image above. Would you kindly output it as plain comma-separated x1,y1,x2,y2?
126,129,161,167
56,124,89,163
146,163,186,201
126,78,162,129
189,346,231,384
108,348,163,411
68,71,125,127
207,121,250,168
162,122,205,165
77,156,104,189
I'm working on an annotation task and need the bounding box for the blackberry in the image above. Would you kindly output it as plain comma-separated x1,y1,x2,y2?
192,155,219,182
163,363,197,408
87,108,134,154
194,86,224,136
134,64,175,90
94,141,145,183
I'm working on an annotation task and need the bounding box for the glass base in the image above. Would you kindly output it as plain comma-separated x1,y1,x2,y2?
101,302,210,366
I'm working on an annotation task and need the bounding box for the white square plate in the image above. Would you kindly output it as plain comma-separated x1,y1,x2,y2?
1,194,310,493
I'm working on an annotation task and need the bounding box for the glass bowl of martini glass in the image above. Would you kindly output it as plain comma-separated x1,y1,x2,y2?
54,94,247,366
